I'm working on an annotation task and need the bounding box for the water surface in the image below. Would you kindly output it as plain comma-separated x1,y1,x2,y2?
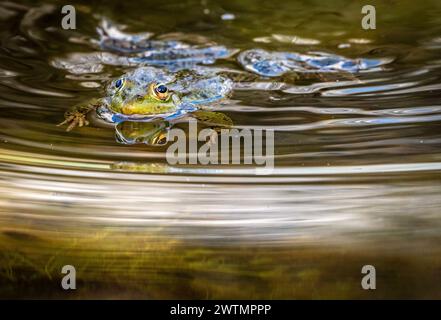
1,0,441,299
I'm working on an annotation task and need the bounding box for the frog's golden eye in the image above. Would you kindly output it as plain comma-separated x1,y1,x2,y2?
153,83,169,100
115,78,125,91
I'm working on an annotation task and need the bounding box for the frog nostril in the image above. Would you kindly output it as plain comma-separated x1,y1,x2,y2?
136,95,143,101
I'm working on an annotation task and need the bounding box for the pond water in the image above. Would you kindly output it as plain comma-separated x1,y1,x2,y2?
1,0,441,298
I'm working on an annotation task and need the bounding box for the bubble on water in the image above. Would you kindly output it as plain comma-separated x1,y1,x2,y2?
348,38,372,44
253,36,272,43
80,81,101,88
338,43,351,49
272,34,320,45
221,13,235,20
253,34,319,45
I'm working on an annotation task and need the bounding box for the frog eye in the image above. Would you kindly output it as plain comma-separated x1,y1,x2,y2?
153,83,169,100
155,84,168,94
115,78,125,90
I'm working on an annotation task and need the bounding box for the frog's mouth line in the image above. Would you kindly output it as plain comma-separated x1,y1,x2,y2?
95,104,192,124
95,105,166,123
112,112,174,123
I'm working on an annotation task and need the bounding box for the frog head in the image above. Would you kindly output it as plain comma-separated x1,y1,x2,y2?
107,77,178,116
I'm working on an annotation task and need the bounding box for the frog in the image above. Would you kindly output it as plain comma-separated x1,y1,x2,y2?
58,66,234,145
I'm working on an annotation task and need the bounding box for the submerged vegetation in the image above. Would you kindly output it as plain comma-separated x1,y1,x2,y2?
1,228,441,299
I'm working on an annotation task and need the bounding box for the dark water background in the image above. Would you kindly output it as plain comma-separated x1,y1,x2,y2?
0,0,441,298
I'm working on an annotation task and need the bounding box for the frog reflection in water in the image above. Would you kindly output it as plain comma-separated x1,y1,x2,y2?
58,67,234,145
